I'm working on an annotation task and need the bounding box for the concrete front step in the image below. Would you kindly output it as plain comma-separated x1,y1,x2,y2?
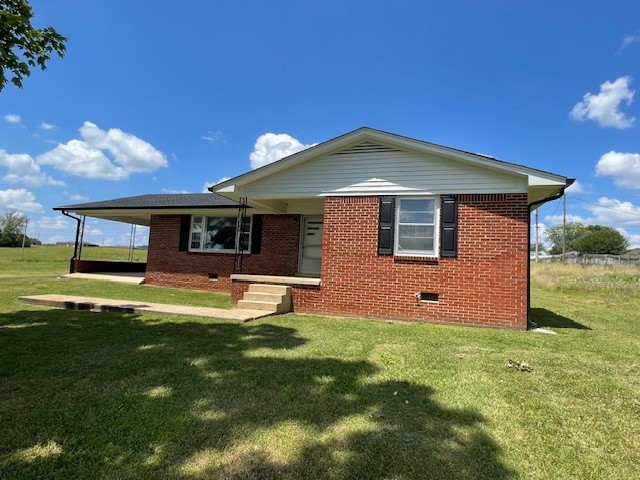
238,284,293,314
248,284,291,295
236,299,280,312
243,292,284,303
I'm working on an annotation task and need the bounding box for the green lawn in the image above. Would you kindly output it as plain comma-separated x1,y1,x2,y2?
0,253,638,479
0,245,147,278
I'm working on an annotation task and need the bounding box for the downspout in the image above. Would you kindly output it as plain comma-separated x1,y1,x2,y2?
61,210,81,273
526,179,575,328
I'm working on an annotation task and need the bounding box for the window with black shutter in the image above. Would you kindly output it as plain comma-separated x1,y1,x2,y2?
378,196,395,255
250,214,262,254
440,195,458,257
178,215,190,251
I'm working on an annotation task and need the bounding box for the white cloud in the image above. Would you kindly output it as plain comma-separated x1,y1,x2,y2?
0,149,66,187
38,139,126,180
249,133,317,169
163,188,191,194
37,216,70,230
618,34,639,54
0,189,43,212
201,131,225,142
80,121,167,173
565,180,585,193
617,227,640,249
36,121,168,180
544,213,589,225
4,113,21,124
87,228,103,236
67,193,88,202
596,151,640,189
40,122,57,130
570,76,635,128
202,177,231,192
583,197,640,226
546,197,640,228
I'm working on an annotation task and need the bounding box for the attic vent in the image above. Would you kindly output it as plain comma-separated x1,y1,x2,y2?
334,142,403,155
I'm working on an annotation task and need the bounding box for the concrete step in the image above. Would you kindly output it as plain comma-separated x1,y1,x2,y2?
243,292,284,303
236,299,279,312
248,284,291,295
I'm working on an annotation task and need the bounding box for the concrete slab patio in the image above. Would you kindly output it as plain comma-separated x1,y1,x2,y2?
61,272,146,285
17,294,272,322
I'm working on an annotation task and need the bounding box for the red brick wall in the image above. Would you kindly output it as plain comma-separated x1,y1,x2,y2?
147,195,529,329
306,194,529,329
146,214,301,291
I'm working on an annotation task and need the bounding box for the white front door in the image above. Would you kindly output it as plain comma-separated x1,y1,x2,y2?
299,217,323,275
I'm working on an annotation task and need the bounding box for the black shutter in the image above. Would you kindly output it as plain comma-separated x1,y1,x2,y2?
250,215,262,254
378,196,395,255
440,196,458,257
178,215,191,251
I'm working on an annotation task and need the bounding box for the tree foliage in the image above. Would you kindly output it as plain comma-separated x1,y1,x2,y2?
0,0,66,90
574,225,629,255
546,222,586,254
546,222,629,255
0,210,33,246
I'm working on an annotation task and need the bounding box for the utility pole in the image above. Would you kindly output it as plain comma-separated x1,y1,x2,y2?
21,218,28,261
562,194,567,262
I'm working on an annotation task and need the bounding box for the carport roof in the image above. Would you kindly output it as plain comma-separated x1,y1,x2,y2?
53,193,245,227
54,193,241,211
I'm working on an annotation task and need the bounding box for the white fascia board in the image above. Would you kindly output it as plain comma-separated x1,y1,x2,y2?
61,210,152,226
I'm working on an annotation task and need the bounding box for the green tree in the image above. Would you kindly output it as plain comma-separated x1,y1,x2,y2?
574,225,629,255
0,0,66,90
0,210,29,247
546,222,586,254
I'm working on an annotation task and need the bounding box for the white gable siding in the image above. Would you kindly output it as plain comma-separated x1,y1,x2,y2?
241,144,527,198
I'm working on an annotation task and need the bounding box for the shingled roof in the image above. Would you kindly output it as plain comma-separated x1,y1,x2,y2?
54,193,242,211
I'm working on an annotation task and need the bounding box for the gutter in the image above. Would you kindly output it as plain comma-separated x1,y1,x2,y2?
61,210,82,273
526,179,575,328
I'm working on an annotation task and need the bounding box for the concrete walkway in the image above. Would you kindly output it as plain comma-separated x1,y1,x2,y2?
61,272,146,285
17,294,273,322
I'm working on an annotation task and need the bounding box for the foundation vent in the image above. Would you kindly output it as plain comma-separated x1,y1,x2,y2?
417,292,439,302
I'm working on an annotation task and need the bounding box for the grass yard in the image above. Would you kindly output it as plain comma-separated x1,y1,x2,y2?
0,251,638,479
0,245,147,278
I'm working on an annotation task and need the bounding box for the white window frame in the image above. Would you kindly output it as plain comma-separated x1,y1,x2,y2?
188,215,252,253
394,196,440,257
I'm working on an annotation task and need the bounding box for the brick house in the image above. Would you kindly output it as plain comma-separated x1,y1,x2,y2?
55,127,571,329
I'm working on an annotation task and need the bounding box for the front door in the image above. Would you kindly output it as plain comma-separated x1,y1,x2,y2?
299,217,323,276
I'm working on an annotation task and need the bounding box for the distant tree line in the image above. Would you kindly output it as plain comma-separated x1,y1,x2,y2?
545,222,629,255
0,211,40,247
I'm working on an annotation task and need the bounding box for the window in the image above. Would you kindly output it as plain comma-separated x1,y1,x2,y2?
395,198,439,256
189,215,251,253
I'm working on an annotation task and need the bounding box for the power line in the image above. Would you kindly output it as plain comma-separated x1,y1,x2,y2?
571,196,640,218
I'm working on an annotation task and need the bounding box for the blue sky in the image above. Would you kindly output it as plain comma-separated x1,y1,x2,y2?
1,0,640,248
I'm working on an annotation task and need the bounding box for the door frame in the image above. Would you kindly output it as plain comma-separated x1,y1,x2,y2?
298,216,323,276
